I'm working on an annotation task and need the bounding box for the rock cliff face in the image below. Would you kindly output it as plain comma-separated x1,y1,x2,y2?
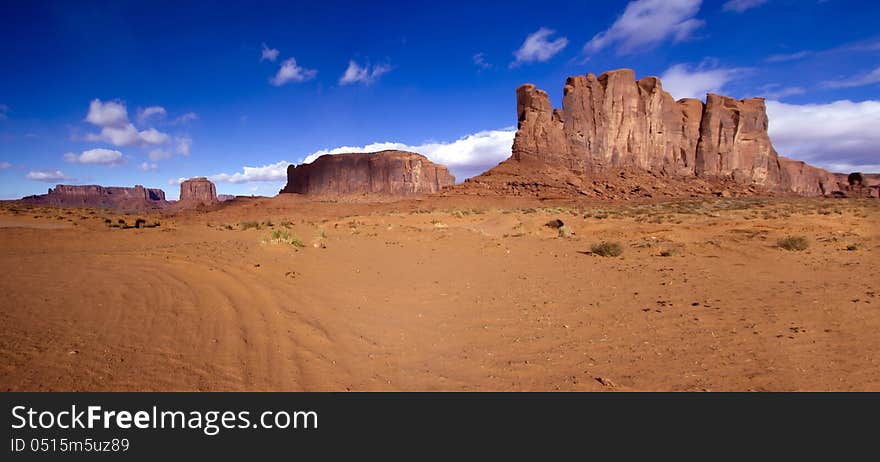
178,177,218,206
21,185,168,210
502,68,839,196
281,150,455,196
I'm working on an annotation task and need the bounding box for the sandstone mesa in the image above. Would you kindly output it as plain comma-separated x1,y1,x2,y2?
461,68,874,198
281,150,456,196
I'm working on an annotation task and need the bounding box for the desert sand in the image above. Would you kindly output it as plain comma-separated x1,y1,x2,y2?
1,195,877,391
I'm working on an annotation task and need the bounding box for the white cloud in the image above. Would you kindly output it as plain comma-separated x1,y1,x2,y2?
722,0,768,13
584,0,704,55
26,170,70,182
0,104,8,120
511,28,568,67
210,161,290,183
85,124,169,147
0,161,12,169
139,128,170,144
83,99,170,147
765,50,812,63
64,148,123,165
821,66,880,89
767,99,880,172
139,162,159,171
760,85,806,100
208,128,516,187
85,99,128,127
261,43,279,62
175,136,192,156
174,112,199,124
660,63,749,99
339,60,392,85
302,128,516,180
473,52,491,70
270,58,317,86
148,149,172,161
137,106,166,123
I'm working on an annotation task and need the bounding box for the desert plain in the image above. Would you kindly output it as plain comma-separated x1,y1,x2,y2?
1,195,877,391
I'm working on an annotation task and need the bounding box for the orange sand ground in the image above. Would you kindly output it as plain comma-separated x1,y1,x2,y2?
1,196,878,391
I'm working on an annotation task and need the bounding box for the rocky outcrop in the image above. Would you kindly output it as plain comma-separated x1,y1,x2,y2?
497,68,842,196
281,150,455,196
178,177,218,206
21,185,168,210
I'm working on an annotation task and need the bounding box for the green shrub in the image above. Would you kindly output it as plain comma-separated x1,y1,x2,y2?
268,229,305,248
240,221,260,230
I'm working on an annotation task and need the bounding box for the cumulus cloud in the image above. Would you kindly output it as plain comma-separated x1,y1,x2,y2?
84,99,170,147
0,161,12,169
660,62,749,99
722,0,768,13
261,43,280,62
139,162,159,171
511,28,568,67
339,60,392,85
85,99,128,127
767,99,880,172
821,66,880,89
26,170,70,182
584,0,704,55
64,148,124,165
137,106,166,123
270,58,317,86
302,128,516,180
208,128,516,186
210,160,290,183
175,136,192,156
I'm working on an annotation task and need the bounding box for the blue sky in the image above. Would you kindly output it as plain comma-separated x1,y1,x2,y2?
1,0,878,199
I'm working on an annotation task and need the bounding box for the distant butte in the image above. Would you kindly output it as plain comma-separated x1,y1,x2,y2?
21,184,168,210
281,150,455,196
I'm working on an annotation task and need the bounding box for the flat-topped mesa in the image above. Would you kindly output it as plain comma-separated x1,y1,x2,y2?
21,184,167,209
508,68,840,196
281,150,455,196
178,177,218,206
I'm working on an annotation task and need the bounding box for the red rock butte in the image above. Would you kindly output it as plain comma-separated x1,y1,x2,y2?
178,177,219,206
465,68,847,198
21,184,168,210
281,150,456,196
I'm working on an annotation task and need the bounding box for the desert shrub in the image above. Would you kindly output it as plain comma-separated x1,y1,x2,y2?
591,241,623,257
777,236,809,251
558,225,573,238
135,218,147,228
659,249,675,257
241,221,260,230
269,229,305,248
846,244,861,251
